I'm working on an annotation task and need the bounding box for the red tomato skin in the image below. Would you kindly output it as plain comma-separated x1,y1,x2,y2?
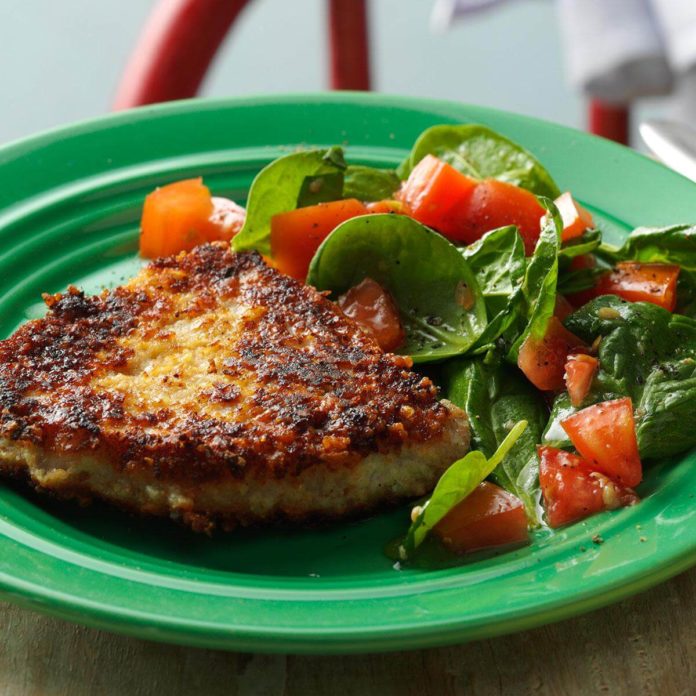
140,178,214,258
554,294,575,321
365,200,410,215
396,155,477,240
397,159,544,251
337,277,405,352
538,446,639,528
595,262,680,312
554,192,595,241
433,482,529,554
139,181,247,258
569,253,596,272
517,316,587,391
270,198,368,280
561,397,642,487
460,179,545,254
564,353,599,407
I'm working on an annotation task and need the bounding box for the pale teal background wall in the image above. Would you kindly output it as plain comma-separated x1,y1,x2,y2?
0,0,587,144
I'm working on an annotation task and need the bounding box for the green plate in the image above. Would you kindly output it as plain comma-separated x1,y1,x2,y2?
1,94,695,654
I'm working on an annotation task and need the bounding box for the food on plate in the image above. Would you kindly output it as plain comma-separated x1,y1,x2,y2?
337,277,405,352
433,481,529,554
227,123,696,560
538,446,639,528
0,244,469,531
3,120,696,563
270,198,367,280
140,178,245,258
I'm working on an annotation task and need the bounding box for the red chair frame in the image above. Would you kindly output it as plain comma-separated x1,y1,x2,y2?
113,0,370,111
114,0,628,145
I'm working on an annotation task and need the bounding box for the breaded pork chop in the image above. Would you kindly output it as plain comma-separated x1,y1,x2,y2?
0,243,469,531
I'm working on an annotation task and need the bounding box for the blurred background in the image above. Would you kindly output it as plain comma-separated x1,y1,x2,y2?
0,0,689,146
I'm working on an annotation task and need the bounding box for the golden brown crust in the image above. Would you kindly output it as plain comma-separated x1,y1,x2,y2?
0,243,453,487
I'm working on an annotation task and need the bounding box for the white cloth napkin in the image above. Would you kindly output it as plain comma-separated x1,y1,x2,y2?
651,0,696,72
433,0,696,105
557,0,672,102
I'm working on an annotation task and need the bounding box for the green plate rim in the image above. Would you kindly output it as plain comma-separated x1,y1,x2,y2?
0,92,695,654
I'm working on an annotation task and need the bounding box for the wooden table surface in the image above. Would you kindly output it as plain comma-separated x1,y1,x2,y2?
1,566,694,696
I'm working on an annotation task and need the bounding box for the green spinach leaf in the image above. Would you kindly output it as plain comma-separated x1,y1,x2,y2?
557,296,696,459
399,420,528,558
296,172,344,208
542,392,574,449
462,225,526,317
232,147,346,255
598,224,696,268
506,201,562,361
556,266,606,295
634,358,696,458
343,165,400,201
398,124,560,198
306,214,487,362
442,356,547,522
559,228,602,259
556,229,606,295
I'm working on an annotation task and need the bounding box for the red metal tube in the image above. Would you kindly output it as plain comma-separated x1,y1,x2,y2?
113,0,250,110
328,0,371,90
589,100,630,145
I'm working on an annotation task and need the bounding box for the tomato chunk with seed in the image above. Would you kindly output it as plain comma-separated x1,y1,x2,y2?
595,262,680,312
337,277,405,352
461,179,546,254
561,397,642,487
554,192,595,241
518,316,587,391
538,446,639,528
139,179,245,258
365,199,410,215
270,198,368,280
433,481,529,554
564,353,599,407
396,155,476,240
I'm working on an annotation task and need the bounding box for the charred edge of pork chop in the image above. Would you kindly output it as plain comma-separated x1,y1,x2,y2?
0,403,469,532
0,243,470,530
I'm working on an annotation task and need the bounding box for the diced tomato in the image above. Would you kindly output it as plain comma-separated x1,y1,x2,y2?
209,197,246,240
365,199,410,215
561,397,642,487
396,157,544,251
564,353,598,407
140,178,207,258
518,316,587,391
563,257,600,307
569,253,596,272
554,192,595,242
566,285,604,309
433,481,529,554
554,294,575,321
461,179,546,254
594,262,680,312
538,446,639,528
337,277,405,352
139,179,245,258
396,155,477,240
270,198,368,280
